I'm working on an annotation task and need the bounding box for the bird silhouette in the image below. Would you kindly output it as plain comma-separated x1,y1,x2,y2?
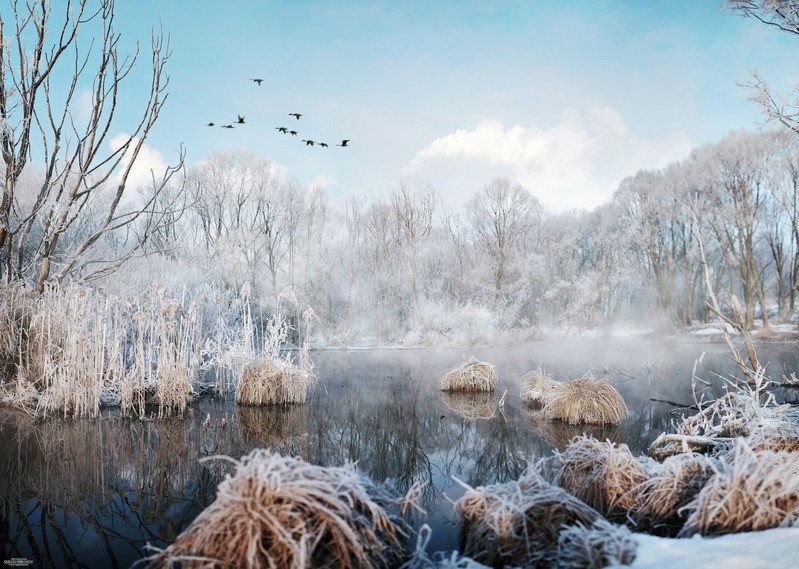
276,127,288,133
301,139,315,146
337,139,350,147
204,122,215,127
222,124,234,129
319,142,329,148
289,113,302,120
236,115,245,124
251,78,263,85
289,130,298,136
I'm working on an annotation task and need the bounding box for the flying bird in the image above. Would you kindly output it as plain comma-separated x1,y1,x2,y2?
276,127,289,133
222,124,234,129
289,113,302,120
289,130,298,136
319,142,329,148
337,139,350,147
204,122,215,127
236,115,245,124
251,78,263,85
301,139,315,146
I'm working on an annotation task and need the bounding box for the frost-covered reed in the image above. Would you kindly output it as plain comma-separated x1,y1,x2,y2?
146,449,414,569
679,439,799,537
438,356,497,392
553,436,648,519
453,466,601,567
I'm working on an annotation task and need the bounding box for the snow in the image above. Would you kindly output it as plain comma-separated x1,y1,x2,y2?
628,527,799,569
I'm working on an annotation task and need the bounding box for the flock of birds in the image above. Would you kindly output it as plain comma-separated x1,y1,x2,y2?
203,78,351,149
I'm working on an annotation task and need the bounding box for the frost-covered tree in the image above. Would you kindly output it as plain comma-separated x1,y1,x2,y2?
0,0,183,291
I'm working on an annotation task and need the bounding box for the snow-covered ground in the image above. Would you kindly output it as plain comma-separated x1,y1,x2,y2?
629,527,799,568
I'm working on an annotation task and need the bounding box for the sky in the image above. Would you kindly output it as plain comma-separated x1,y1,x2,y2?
100,0,799,213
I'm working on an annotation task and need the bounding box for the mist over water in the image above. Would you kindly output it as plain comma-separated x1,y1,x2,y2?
2,338,797,566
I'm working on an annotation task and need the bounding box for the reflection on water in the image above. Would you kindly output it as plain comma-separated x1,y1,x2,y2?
1,339,797,567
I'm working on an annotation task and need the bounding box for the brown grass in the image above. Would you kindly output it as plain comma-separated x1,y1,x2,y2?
439,356,497,392
542,376,627,425
555,519,637,569
236,358,311,406
439,391,497,420
680,439,799,537
146,449,413,568
633,452,718,535
744,421,799,453
520,367,560,406
453,467,600,568
553,435,649,519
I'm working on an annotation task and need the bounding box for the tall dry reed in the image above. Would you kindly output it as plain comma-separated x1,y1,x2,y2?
542,376,627,425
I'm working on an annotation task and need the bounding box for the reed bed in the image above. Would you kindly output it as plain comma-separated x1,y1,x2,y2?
520,367,560,406
632,452,719,535
553,436,649,519
542,376,627,425
439,356,497,392
146,449,413,569
554,519,637,569
453,467,601,568
679,439,799,537
439,391,497,420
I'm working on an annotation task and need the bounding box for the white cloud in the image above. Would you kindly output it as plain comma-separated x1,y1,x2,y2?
403,106,692,212
109,132,169,192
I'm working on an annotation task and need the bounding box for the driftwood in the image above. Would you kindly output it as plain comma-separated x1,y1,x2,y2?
648,433,731,461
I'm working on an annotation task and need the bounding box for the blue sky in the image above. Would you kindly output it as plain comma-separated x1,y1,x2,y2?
106,1,799,211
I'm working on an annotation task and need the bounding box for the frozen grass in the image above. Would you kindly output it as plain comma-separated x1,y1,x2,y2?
236,358,310,405
679,439,799,537
438,356,498,392
633,452,719,535
439,391,497,420
519,367,560,406
0,282,315,417
744,421,799,453
453,466,601,568
555,519,637,569
553,436,649,519
542,376,627,425
146,449,414,569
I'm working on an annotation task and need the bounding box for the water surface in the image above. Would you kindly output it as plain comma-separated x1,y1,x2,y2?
2,338,797,567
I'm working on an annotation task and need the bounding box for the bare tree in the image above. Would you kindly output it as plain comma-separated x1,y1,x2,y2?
465,177,543,302
727,1,799,134
0,0,183,291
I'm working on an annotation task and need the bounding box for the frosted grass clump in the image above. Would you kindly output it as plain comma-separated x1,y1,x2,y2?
555,519,637,569
453,466,600,568
542,376,627,425
147,449,414,568
520,367,560,405
439,356,497,392
553,436,649,519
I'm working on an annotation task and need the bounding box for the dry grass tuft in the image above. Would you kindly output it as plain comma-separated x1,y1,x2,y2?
744,421,799,453
553,436,649,519
146,449,412,568
439,391,497,420
633,452,718,535
555,519,637,569
679,439,799,537
236,358,311,406
439,356,497,393
542,376,627,426
454,467,600,568
520,367,560,406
